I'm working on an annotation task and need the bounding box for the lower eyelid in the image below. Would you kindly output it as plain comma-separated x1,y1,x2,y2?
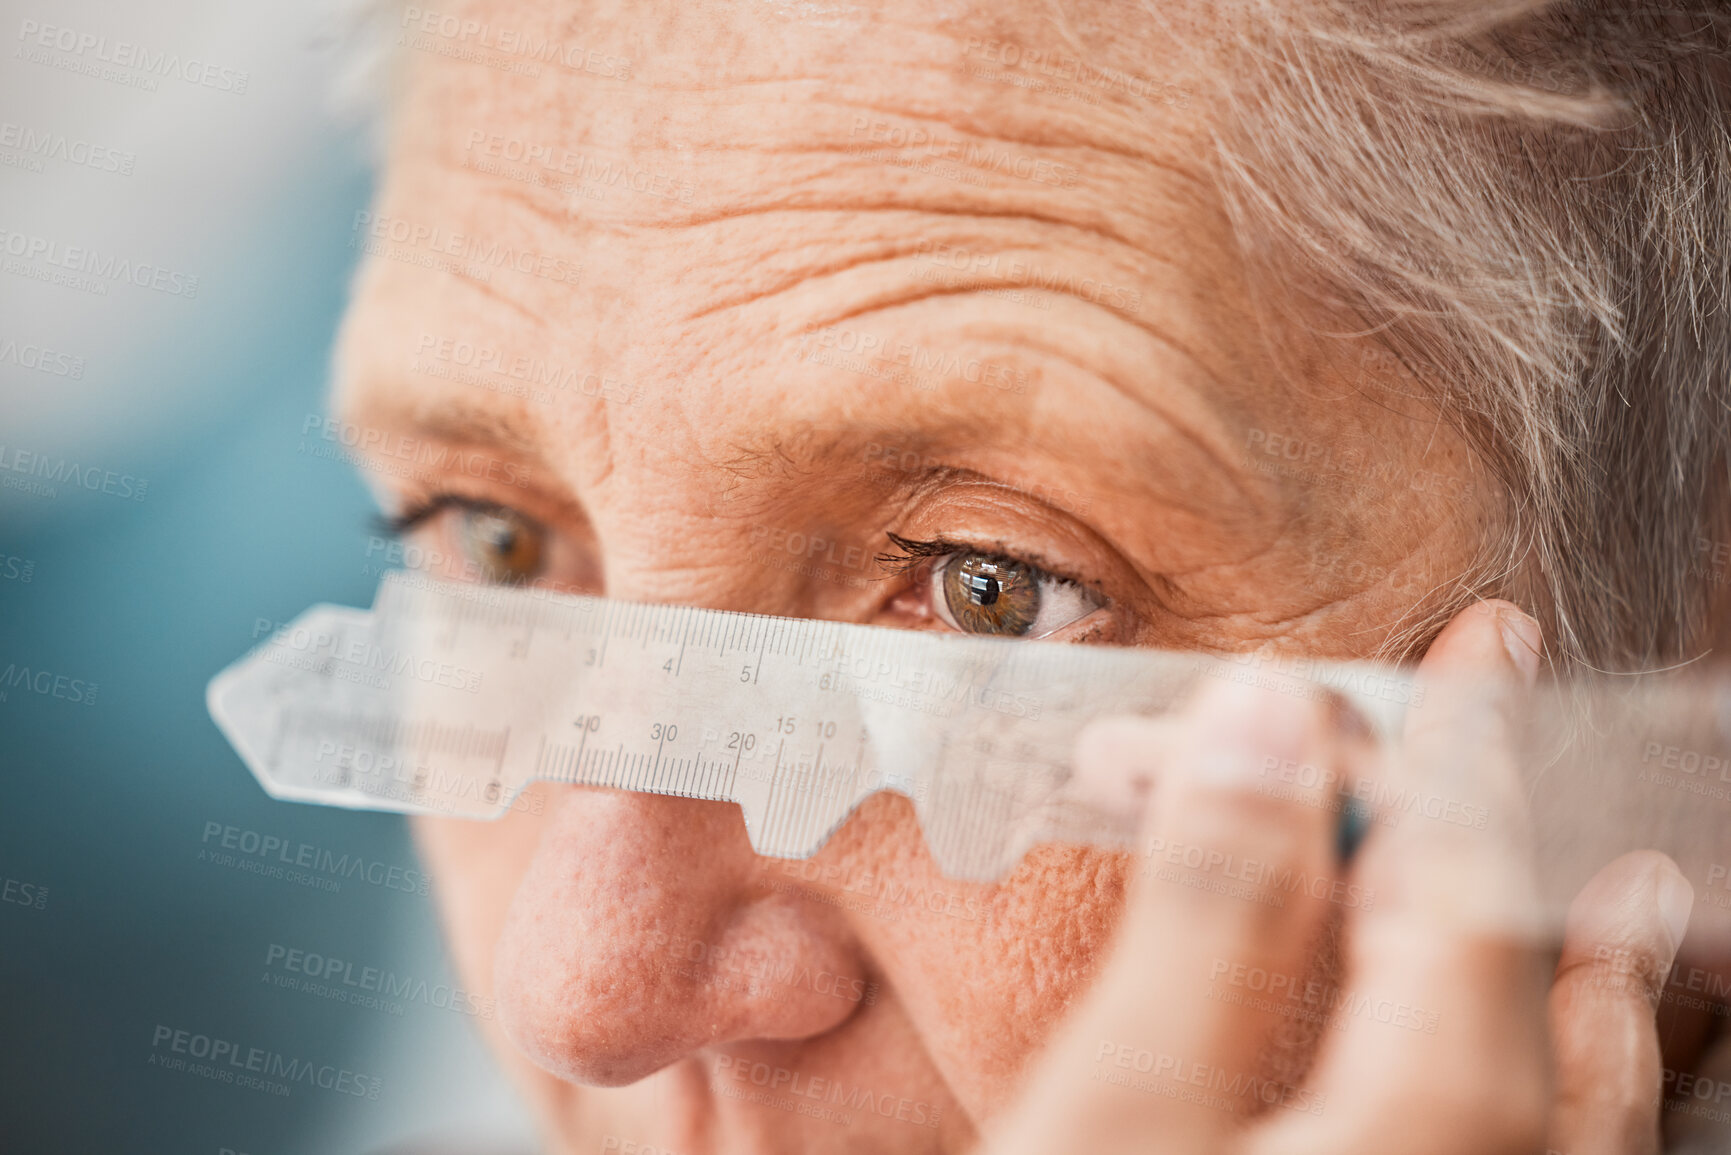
1048,614,1115,644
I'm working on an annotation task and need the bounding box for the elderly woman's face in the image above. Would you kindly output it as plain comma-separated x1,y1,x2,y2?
335,0,1494,1150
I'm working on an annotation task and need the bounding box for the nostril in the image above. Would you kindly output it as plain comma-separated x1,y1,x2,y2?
491,790,871,1087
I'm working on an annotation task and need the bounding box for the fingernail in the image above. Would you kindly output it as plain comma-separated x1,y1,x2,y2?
1497,608,1543,688
1657,865,1695,955
1187,681,1308,787
1194,744,1269,785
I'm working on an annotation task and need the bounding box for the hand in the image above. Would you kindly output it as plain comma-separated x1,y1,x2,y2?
987,602,1696,1155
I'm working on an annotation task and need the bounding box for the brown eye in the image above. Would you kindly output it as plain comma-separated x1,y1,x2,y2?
931,550,1103,638
456,505,545,584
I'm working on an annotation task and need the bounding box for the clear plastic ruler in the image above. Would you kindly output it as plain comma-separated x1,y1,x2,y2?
208,572,1731,931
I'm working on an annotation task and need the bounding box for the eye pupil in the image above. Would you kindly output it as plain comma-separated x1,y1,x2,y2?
965,571,1000,606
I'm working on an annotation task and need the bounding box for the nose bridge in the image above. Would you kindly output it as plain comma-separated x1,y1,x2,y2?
592,491,828,618
493,786,869,1087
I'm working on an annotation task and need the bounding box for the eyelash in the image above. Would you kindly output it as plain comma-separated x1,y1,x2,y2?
374,493,495,538
875,531,962,575
876,531,1089,590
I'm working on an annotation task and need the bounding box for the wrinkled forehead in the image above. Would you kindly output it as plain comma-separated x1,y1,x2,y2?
377,0,1217,210
335,0,1375,536
381,0,1216,133
356,0,1230,320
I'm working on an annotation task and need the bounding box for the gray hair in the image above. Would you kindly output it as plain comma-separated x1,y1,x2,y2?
1196,0,1731,671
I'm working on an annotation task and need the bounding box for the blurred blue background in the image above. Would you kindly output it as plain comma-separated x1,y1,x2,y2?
0,1,536,1151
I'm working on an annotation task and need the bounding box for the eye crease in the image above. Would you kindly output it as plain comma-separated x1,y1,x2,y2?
878,532,1105,640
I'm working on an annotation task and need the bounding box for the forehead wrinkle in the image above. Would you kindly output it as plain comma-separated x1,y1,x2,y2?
618,145,1183,259
669,205,1156,326
785,285,1271,524
443,73,1206,248
682,94,1201,195
994,313,1277,520
408,163,589,321
430,151,573,228
463,267,558,329
803,105,1211,213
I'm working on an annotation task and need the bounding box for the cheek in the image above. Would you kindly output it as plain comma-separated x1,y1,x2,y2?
806,792,1133,1115
408,790,574,1111
411,790,553,998
900,844,1134,1108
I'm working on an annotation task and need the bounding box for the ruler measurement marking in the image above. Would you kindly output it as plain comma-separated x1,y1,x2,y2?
790,750,819,855
572,721,592,784
791,745,817,853
760,736,787,840
728,740,745,798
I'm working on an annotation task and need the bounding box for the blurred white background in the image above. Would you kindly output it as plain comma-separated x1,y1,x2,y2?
0,2,540,1151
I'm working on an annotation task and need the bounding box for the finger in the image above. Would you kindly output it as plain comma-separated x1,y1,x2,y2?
1071,714,1182,817
1548,851,1692,1155
992,679,1349,1155
1250,600,1552,1155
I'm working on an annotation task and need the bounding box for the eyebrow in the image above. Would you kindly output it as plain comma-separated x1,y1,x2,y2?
713,396,1270,527
351,395,547,461
714,426,882,483
713,427,1086,530
712,427,1044,514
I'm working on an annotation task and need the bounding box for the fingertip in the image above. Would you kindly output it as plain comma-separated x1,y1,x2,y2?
1564,850,1693,980
1495,605,1544,689
1071,714,1169,817
1180,677,1332,778
1421,598,1543,689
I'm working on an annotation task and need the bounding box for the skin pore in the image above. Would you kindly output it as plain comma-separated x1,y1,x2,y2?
333,1,1504,1151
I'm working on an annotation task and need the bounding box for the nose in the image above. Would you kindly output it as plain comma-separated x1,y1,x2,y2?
493,783,872,1086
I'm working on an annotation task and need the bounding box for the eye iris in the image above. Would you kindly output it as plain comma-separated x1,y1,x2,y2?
942,553,1038,636
459,507,544,583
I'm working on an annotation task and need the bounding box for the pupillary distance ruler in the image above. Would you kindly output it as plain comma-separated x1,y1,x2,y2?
208,571,1731,927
